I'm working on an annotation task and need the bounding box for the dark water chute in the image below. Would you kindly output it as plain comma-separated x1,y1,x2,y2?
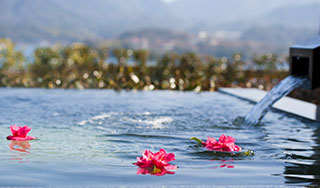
244,76,308,125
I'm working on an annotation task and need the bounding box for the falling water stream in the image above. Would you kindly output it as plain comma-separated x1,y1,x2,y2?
244,75,308,125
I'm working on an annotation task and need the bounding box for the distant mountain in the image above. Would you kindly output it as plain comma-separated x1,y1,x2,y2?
241,25,316,46
261,3,320,28
0,0,95,42
0,0,319,43
119,28,195,54
52,0,184,37
170,0,320,32
0,0,183,42
239,3,320,46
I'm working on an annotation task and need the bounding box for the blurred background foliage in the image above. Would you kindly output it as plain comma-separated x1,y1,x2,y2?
0,38,319,104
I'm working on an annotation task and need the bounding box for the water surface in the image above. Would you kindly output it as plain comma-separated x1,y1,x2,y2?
0,88,319,187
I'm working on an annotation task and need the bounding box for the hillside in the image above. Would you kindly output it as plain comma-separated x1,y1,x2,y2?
262,3,320,28
238,3,320,46
0,0,182,42
0,0,319,44
0,0,95,42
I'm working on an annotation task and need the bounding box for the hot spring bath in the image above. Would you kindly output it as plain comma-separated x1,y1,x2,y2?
0,88,319,186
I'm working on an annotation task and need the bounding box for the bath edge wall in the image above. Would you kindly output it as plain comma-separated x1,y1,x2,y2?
219,88,320,122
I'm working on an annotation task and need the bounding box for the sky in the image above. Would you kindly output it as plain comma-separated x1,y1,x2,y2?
162,0,176,3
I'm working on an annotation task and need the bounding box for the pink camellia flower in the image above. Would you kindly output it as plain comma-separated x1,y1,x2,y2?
202,134,241,152
7,125,36,141
134,149,177,176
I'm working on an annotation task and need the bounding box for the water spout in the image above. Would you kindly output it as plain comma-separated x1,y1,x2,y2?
244,35,320,125
290,36,320,90
244,76,308,125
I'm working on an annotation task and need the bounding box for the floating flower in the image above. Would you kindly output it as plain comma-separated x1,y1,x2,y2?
134,149,177,176
191,134,241,152
203,134,241,152
7,125,36,141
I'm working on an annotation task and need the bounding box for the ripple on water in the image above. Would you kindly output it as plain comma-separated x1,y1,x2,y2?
77,112,116,126
0,88,320,186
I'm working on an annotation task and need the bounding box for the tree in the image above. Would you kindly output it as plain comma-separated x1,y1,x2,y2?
0,38,25,86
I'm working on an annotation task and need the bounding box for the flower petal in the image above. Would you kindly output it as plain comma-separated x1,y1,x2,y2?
10,124,20,137
18,126,31,138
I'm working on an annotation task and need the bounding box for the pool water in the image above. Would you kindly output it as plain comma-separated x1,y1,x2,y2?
0,88,319,187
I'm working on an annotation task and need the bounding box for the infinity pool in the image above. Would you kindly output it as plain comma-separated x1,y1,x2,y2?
0,88,319,187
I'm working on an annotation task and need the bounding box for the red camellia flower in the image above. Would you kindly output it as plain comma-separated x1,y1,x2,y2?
134,149,177,176
202,134,241,152
7,125,36,141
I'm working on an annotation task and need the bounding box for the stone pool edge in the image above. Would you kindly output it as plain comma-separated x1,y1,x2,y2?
219,88,320,122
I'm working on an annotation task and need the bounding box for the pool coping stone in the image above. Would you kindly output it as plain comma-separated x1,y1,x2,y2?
219,88,320,122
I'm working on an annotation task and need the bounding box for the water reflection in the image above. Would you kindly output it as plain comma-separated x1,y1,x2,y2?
9,141,31,153
284,128,320,185
9,141,31,162
311,128,320,186
211,160,235,169
136,167,175,176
